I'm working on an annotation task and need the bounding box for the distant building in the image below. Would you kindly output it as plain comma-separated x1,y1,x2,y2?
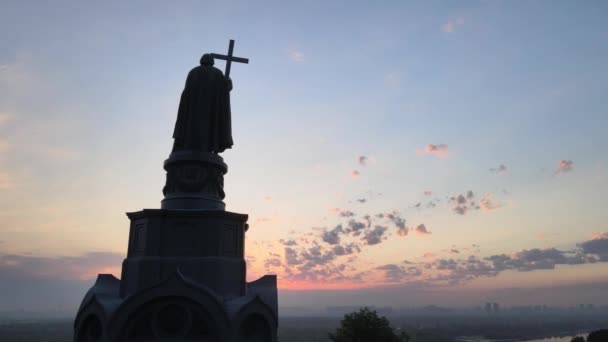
492,302,500,313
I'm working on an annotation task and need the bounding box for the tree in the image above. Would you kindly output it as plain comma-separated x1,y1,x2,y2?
570,336,585,342
587,329,608,342
328,307,409,342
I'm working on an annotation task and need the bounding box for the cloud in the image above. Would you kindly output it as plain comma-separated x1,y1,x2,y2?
483,248,593,273
450,191,478,215
0,252,123,282
579,234,608,261
356,198,367,203
419,144,449,158
506,248,590,271
279,239,298,246
423,191,433,196
322,225,344,245
345,219,367,236
358,156,367,166
377,264,422,283
362,225,387,245
299,245,337,270
284,247,303,266
415,224,431,235
263,195,272,202
490,164,508,175
416,234,608,286
333,243,361,256
593,232,608,240
339,210,356,218
555,160,574,174
479,193,504,211
351,170,360,178
386,211,406,230
441,17,465,33
264,257,282,268
288,49,305,63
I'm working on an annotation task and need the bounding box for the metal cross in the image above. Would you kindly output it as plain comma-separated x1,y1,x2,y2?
210,39,249,78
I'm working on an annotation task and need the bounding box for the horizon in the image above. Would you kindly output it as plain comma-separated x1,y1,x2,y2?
1,1,608,314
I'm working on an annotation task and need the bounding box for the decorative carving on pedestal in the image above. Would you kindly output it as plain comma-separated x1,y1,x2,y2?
161,151,227,210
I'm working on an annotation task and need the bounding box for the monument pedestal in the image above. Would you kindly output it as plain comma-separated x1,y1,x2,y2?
74,209,278,341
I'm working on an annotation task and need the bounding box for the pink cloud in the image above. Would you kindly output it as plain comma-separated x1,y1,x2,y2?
263,195,272,202
351,170,360,178
415,224,431,235
423,191,433,196
479,193,504,211
593,232,608,240
442,17,465,33
555,160,573,174
418,144,449,158
358,156,367,166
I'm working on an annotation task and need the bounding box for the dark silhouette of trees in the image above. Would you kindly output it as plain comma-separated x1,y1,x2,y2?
587,329,608,342
570,336,585,342
328,307,409,342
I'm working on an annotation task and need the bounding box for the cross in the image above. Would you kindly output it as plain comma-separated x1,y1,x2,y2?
210,39,249,78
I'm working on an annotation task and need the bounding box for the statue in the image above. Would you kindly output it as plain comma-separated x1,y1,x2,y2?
162,40,249,210
172,54,233,153
172,40,248,154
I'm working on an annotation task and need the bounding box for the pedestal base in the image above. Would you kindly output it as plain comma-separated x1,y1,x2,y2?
74,273,278,342
73,209,278,342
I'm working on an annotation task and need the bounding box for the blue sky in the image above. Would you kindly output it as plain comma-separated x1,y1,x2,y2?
1,1,608,310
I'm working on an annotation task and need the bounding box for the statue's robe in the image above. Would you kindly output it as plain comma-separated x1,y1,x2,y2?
172,64,233,153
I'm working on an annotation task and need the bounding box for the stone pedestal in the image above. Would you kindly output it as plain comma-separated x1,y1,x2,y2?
161,151,228,210
74,153,278,341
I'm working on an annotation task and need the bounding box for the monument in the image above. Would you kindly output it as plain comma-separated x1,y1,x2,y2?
74,40,278,342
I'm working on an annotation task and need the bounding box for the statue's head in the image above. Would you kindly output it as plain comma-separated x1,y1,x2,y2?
200,54,214,66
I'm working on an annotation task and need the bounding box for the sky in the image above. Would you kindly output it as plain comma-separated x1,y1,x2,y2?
1,1,608,313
